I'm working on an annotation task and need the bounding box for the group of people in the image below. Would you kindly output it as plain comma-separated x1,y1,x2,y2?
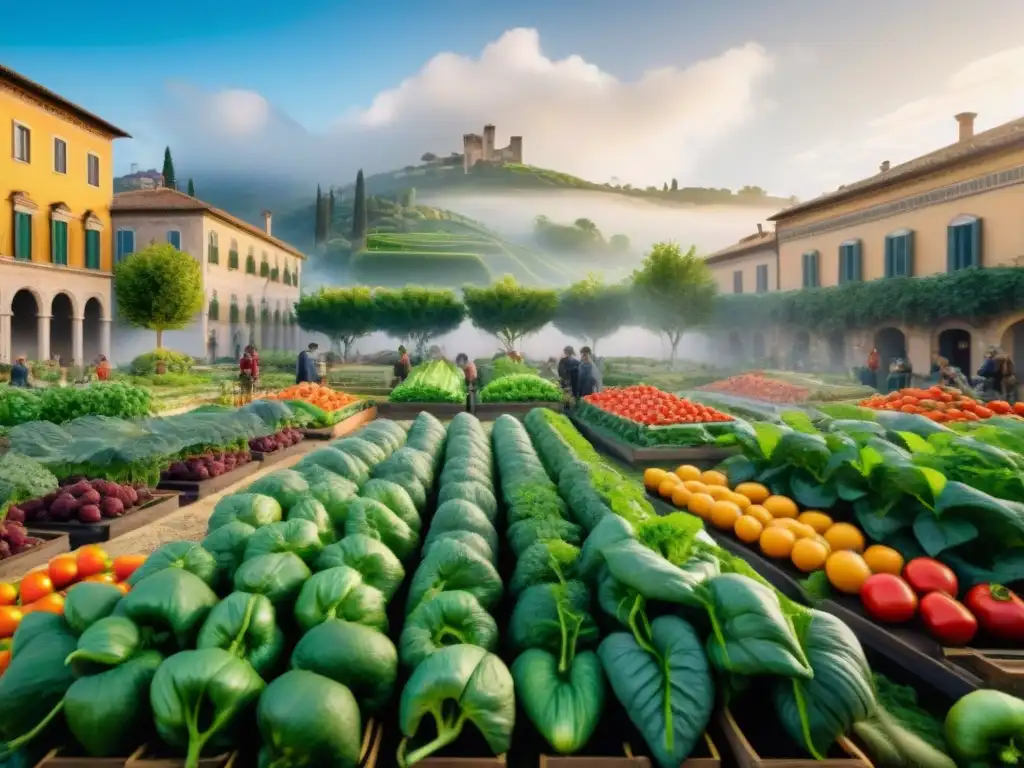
866,345,1017,403
557,345,601,399
7,354,111,388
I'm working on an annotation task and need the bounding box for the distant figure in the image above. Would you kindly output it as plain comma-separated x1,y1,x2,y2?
557,346,580,396
317,354,328,386
9,356,29,388
296,342,319,384
239,346,259,401
577,347,602,398
978,346,1017,403
455,353,478,391
867,348,880,374
393,345,412,386
95,355,111,382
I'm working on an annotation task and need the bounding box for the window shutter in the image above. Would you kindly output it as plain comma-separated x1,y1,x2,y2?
884,237,894,277
970,218,982,268
904,231,915,276
853,240,862,281
838,246,846,284
947,226,957,272
812,251,820,287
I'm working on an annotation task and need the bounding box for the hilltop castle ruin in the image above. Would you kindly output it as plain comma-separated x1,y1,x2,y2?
462,124,523,173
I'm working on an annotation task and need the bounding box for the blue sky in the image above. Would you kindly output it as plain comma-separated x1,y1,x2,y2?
4,0,1024,198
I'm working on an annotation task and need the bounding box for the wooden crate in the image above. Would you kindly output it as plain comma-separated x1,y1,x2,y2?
301,406,378,440
570,416,736,468
250,440,309,465
718,709,871,768
540,732,720,767
33,747,232,768
944,647,1024,696
472,402,563,419
376,402,467,420
411,758,506,768
0,531,70,580
27,493,181,549
156,460,262,503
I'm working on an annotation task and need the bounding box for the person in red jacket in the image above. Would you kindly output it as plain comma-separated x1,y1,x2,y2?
239,345,259,402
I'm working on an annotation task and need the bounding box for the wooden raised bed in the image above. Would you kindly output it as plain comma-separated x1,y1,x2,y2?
156,460,262,504
27,493,181,549
376,402,467,420
412,758,505,767
0,531,70,580
540,732,720,767
571,415,737,468
718,707,871,768
943,647,1024,697
301,406,378,440
472,401,564,419
250,440,308,465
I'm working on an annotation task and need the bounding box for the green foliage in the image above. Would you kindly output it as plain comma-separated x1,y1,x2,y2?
555,274,632,351
352,250,491,287
373,287,465,353
162,147,176,190
352,170,368,242
533,216,631,255
463,276,559,351
712,266,1024,333
631,243,717,360
129,349,195,376
114,243,203,347
186,178,195,196
295,287,378,357
0,382,153,427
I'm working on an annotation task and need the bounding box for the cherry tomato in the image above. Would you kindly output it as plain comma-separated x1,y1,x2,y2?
903,557,959,598
860,574,918,624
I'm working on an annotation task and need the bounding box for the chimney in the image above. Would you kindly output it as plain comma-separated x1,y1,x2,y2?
879,160,890,173
955,112,977,142
756,223,764,235
262,210,272,236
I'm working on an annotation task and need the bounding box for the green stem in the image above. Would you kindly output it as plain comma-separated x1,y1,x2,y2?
0,700,65,759
627,595,655,654
227,594,259,656
1000,740,1022,765
436,627,467,645
792,681,825,761
399,712,466,767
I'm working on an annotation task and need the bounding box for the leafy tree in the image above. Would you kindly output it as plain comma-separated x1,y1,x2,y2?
463,276,558,353
421,152,438,162
671,178,678,192
187,178,195,197
662,182,668,192
294,287,378,360
630,242,717,365
114,243,203,349
402,187,417,208
374,287,464,356
554,274,632,355
161,147,176,190
352,170,368,243
609,234,631,252
328,189,335,237
314,185,324,244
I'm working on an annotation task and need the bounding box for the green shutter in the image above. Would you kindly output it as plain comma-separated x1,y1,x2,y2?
947,226,957,272
85,230,100,269
904,231,914,276
802,253,810,287
51,220,68,265
14,213,32,260
884,237,894,277
853,240,862,281
812,251,820,287
969,218,982,268
838,246,846,284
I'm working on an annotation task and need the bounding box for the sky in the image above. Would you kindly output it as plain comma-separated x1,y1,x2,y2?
4,0,1024,201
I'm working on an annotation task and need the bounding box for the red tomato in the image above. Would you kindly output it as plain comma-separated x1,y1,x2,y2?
860,574,918,624
903,557,959,598
919,592,977,646
964,584,1024,643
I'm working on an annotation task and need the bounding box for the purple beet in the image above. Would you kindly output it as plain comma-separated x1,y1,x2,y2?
79,489,101,506
5,506,25,523
100,497,125,518
49,494,79,521
68,480,93,497
19,498,45,516
5,521,29,547
78,504,103,523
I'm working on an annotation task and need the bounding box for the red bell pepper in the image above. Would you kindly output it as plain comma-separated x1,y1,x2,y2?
965,584,1024,643
903,557,959,597
920,592,977,646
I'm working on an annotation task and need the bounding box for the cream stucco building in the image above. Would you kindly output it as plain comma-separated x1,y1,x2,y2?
110,188,305,363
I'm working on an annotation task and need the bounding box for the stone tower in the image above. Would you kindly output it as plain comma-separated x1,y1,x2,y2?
483,124,496,161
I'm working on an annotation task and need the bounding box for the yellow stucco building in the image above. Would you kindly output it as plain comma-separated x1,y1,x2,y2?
0,64,129,364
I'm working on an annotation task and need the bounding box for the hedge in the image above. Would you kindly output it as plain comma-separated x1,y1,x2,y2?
712,267,1024,334
351,249,492,287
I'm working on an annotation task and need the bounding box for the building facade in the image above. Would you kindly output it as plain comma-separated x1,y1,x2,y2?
110,188,304,363
462,124,523,172
0,64,130,364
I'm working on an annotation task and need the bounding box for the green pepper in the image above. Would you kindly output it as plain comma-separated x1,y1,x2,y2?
945,689,1024,767
64,650,163,756
195,592,284,678
63,582,124,635
120,568,219,650
65,616,143,674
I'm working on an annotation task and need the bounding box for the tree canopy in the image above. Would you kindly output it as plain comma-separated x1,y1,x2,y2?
374,287,464,355
554,274,632,353
463,276,558,352
114,243,203,348
161,147,176,190
631,242,717,363
295,287,378,360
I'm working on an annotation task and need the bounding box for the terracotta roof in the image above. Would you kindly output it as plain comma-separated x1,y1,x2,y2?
770,115,1024,222
111,188,306,259
703,230,776,265
0,64,131,139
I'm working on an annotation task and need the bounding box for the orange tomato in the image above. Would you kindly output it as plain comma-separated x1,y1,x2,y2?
23,593,64,615
48,555,79,590
76,546,111,578
84,573,117,585
18,571,54,605
115,581,132,596
0,606,23,638
0,583,17,606
0,649,10,677
112,554,147,583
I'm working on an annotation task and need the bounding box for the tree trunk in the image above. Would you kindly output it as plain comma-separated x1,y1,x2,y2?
342,338,351,362
156,329,163,349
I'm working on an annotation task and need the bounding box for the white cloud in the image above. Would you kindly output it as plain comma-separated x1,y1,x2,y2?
792,47,1024,196
155,28,775,185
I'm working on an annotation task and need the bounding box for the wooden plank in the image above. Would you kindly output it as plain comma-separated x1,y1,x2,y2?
719,708,871,768
540,732,720,767
301,405,378,440
377,402,467,420
156,460,262,502
571,415,737,467
250,441,309,465
0,531,69,580
472,402,563,419
26,493,182,549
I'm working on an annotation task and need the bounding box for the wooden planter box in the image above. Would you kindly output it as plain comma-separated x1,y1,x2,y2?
540,732,720,767
250,440,308,466
376,402,467,420
28,493,181,549
411,758,505,768
570,416,737,468
718,709,871,768
301,406,377,440
0,531,70,580
472,402,564,419
943,647,1024,696
156,460,262,504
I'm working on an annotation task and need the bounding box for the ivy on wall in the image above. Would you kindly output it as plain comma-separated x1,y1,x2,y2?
712,267,1024,334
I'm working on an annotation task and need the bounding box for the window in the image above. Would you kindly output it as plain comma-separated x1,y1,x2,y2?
947,215,982,271
260,252,270,277
53,137,67,174
13,122,30,163
245,250,256,275
207,232,219,264
208,295,220,321
14,212,32,260
51,220,68,265
227,239,238,269
756,264,769,293
245,300,256,324
884,230,914,277
801,250,820,288
87,154,100,187
229,296,240,324
116,228,135,261
167,230,182,249
838,240,862,284
732,270,743,294
85,229,101,269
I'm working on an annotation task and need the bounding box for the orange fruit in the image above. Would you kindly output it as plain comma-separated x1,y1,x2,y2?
76,546,111,578
710,500,743,531
745,505,773,526
48,555,79,590
84,573,117,585
826,551,872,594
674,465,702,482
701,470,728,487
0,649,9,677
760,527,796,559
658,478,680,498
115,581,132,596
727,492,752,510
791,538,830,573
824,523,866,553
0,606,22,639
113,555,148,583
643,468,668,490
18,571,54,605
670,486,693,509
687,493,716,520
707,485,733,501
798,511,833,534
734,482,770,504
863,545,904,575
734,515,764,543
769,519,817,539
0,583,16,607
764,495,798,519
682,480,709,495
23,593,64,615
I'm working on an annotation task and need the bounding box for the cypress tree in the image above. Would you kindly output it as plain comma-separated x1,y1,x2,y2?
352,170,367,242
670,178,678,192
315,185,324,244
162,147,177,190
187,178,195,197
327,190,335,237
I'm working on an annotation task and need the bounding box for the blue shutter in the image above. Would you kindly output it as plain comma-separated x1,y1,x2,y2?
802,253,808,287
947,226,957,272
167,230,181,249
838,246,846,284
969,218,982,268
854,240,862,281
884,237,894,277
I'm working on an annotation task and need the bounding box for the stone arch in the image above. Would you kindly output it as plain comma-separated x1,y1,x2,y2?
83,297,103,362
827,331,846,370
50,293,75,363
1000,319,1024,400
936,328,972,375
5,285,44,316
80,292,110,321
10,289,40,361
51,290,80,319
874,327,907,369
